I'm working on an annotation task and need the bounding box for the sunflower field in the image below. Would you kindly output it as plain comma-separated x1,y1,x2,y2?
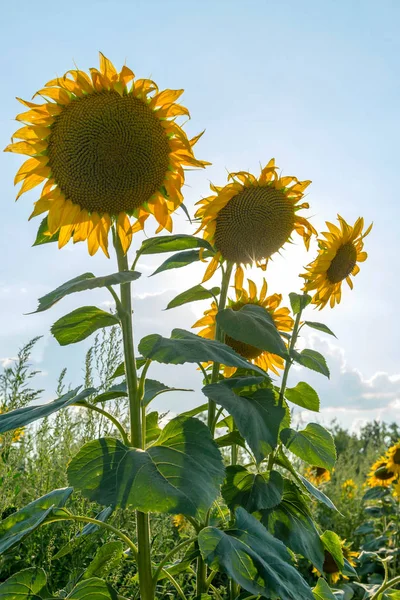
0,52,398,600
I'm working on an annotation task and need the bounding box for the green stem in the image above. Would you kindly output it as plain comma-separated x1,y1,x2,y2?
114,234,153,600
76,401,129,445
196,555,208,596
153,537,197,584
370,575,400,600
208,261,234,434
160,570,188,600
279,306,303,406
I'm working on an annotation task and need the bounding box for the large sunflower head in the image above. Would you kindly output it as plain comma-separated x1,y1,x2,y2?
304,465,331,486
367,457,397,488
193,276,293,375
194,159,316,281
314,540,357,584
5,53,209,256
301,215,372,309
386,442,400,477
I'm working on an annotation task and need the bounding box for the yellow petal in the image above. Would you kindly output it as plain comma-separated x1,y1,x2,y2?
150,89,184,108
16,172,47,199
202,253,220,283
35,87,71,105
12,125,50,142
117,213,132,254
234,265,244,291
14,156,49,184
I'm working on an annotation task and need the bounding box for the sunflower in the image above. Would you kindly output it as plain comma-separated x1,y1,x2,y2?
171,514,187,533
392,479,400,499
367,458,397,488
5,53,208,256
386,442,400,477
302,215,372,309
193,277,293,375
314,540,357,584
304,465,331,486
194,159,316,282
341,479,357,499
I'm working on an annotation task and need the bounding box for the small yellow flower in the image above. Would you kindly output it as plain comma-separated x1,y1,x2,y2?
392,479,400,498
193,277,293,375
302,215,372,309
0,409,24,444
386,442,400,476
171,514,186,532
304,466,331,486
195,159,316,282
341,479,357,498
367,458,397,488
5,53,209,257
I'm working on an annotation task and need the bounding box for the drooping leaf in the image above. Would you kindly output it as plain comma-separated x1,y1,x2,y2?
203,383,285,462
68,577,119,599
145,411,162,444
304,321,336,338
215,430,246,449
216,304,288,358
313,578,337,600
53,506,113,559
293,349,330,378
289,293,312,315
93,382,127,404
166,284,220,310
51,307,119,346
181,403,208,417
222,466,283,512
151,250,207,276
139,234,214,255
362,486,390,501
261,479,325,570
298,474,338,512
138,329,268,377
33,216,59,246
321,530,344,569
82,542,124,579
0,488,73,555
34,271,141,313
142,379,193,407
67,416,224,517
198,508,314,600
280,423,336,470
0,387,94,434
285,382,320,412
0,568,47,599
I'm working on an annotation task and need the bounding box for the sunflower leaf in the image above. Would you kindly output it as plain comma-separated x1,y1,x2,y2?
142,379,193,407
51,307,120,346
67,577,120,599
151,249,211,276
216,304,288,358
289,293,312,315
139,234,214,255
292,349,330,378
34,271,141,313
304,321,337,338
0,568,47,599
166,284,220,310
313,578,337,600
280,423,336,469
222,466,284,512
285,382,320,412
67,416,225,517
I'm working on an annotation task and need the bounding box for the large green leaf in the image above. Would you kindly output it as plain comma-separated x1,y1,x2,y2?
293,349,330,378
0,568,47,599
145,411,162,444
313,578,337,600
82,542,124,579
0,387,94,434
138,329,268,377
67,416,224,516
321,530,344,569
203,382,285,462
198,508,314,600
166,284,220,310
142,379,193,407
216,304,288,358
139,234,214,255
261,479,325,570
51,307,119,346
304,321,336,338
285,382,320,412
151,250,207,276
298,474,338,512
222,466,283,512
0,488,73,555
34,271,141,313
280,423,336,469
289,293,312,315
68,578,119,599
33,216,59,246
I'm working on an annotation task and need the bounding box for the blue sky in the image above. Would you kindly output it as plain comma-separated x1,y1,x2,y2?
0,0,399,431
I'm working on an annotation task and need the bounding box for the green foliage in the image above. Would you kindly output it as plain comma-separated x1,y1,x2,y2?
293,349,331,378
285,381,320,412
281,423,337,469
138,234,214,255
166,285,220,310
51,307,120,346
222,466,284,511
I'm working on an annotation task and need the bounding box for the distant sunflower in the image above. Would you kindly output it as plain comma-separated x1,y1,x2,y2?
314,540,357,584
304,466,331,486
5,53,208,256
193,277,293,375
195,159,316,282
0,409,24,445
386,442,400,476
392,480,400,499
341,479,357,499
302,215,372,309
367,458,397,488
